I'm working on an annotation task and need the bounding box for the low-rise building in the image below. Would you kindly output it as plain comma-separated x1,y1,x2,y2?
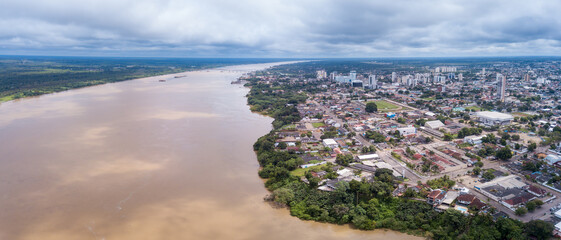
425,120,445,129
474,111,514,126
323,138,338,149
457,194,477,205
464,135,483,145
357,154,379,161
397,126,417,136
427,189,447,205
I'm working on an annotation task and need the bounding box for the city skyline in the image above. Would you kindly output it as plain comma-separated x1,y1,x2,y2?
2,0,561,57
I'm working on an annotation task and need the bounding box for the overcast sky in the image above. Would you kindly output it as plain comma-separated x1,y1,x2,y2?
1,0,561,57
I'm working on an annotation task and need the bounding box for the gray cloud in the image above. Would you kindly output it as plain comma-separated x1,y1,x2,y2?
1,0,561,57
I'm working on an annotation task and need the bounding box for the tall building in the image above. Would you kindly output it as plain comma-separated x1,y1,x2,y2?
434,75,446,83
401,75,410,85
448,73,455,80
316,70,327,80
497,73,506,102
436,66,457,72
329,71,338,81
391,72,397,83
334,71,358,84
368,75,377,89
524,74,530,81
458,73,463,81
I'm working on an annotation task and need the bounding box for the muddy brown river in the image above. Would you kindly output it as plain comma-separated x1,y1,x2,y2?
0,62,420,240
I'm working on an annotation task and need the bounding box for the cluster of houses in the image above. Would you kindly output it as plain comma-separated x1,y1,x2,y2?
475,175,549,211
426,188,487,214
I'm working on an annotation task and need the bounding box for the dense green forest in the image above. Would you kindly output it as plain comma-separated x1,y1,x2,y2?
247,69,555,239
0,56,282,102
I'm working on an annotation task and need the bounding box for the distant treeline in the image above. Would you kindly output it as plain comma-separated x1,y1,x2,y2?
0,56,285,102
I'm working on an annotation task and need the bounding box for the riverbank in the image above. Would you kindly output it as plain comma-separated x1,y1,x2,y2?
244,65,553,240
242,65,427,238
0,57,289,104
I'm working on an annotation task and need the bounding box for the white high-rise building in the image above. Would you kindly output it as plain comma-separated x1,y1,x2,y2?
391,72,397,83
458,73,463,81
368,75,377,89
330,71,338,81
435,66,457,73
497,73,506,102
401,75,410,85
434,75,446,83
350,71,357,81
316,70,327,80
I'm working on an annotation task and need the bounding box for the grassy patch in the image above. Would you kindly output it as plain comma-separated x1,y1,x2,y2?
281,124,296,130
0,95,16,103
374,100,400,111
312,122,325,128
465,106,482,111
290,164,325,177
457,143,474,148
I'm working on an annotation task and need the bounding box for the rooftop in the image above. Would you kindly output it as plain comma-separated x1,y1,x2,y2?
475,111,514,121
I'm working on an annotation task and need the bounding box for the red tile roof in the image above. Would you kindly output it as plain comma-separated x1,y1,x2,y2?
457,194,476,204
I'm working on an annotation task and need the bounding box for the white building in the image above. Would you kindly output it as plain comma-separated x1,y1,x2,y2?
397,126,417,136
368,74,377,89
357,154,379,161
464,135,483,145
334,71,357,84
546,154,561,165
316,70,327,79
425,120,445,129
435,66,457,73
475,111,513,126
322,139,338,149
433,75,446,83
391,72,397,83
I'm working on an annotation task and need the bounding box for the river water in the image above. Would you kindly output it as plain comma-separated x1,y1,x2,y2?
0,62,420,240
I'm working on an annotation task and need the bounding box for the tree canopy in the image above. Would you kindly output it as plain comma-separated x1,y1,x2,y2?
365,102,378,113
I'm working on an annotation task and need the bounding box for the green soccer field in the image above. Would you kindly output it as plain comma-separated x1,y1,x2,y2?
374,100,400,111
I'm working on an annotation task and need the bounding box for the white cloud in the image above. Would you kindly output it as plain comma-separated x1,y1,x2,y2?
1,0,560,57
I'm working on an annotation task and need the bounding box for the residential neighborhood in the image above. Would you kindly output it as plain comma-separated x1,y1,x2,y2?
244,59,561,238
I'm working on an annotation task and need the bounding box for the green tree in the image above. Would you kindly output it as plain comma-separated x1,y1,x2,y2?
482,169,495,181
336,154,353,166
473,166,481,176
526,200,537,212
525,220,554,240
515,206,528,216
352,215,375,230
474,160,483,167
365,102,378,113
528,142,537,152
495,147,513,161
272,187,294,205
305,171,321,189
